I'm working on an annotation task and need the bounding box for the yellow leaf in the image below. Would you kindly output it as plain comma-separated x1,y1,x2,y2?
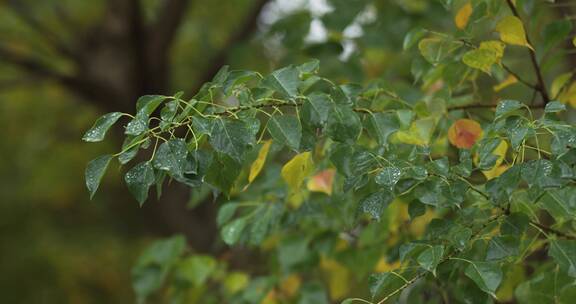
483,164,510,180
462,41,505,74
395,118,436,146
306,169,335,195
558,81,576,108
320,256,350,300
455,2,473,30
474,140,508,178
448,119,483,149
493,75,518,92
551,72,573,99
248,140,272,183
224,272,249,294
279,274,301,297
374,257,401,273
496,264,525,302
480,40,505,62
496,16,533,49
282,152,314,191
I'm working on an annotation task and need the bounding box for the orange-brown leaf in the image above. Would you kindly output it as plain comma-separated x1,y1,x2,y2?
306,169,335,195
448,119,483,149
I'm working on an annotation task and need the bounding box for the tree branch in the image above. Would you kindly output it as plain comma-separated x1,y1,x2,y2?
0,45,69,81
530,221,576,240
6,0,76,59
505,0,550,104
190,0,271,94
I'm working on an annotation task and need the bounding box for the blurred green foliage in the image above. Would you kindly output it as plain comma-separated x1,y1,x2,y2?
1,0,575,303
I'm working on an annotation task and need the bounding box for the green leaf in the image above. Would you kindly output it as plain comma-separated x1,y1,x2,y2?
132,235,186,301
302,93,332,128
464,261,503,297
268,115,302,151
403,28,426,50
486,236,519,260
462,48,498,74
125,162,156,206
209,118,254,162
550,73,573,99
515,269,576,304
375,166,402,188
418,37,463,64
495,100,523,120
205,153,241,195
549,240,576,277
135,95,166,116
327,105,362,143
545,101,567,113
217,203,239,226
82,112,123,142
153,139,189,178
85,154,113,199
221,217,248,246
175,255,217,286
542,19,573,52
262,66,300,98
417,245,444,275
501,212,529,235
125,116,149,136
540,188,576,222
369,272,406,300
367,113,400,146
358,191,393,220
298,59,320,76
504,117,530,150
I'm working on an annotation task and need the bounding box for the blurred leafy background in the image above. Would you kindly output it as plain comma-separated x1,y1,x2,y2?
0,0,573,303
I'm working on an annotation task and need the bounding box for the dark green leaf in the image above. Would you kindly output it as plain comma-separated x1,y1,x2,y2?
369,272,407,300
209,118,253,161
542,19,573,52
464,261,502,297
262,66,300,98
367,113,400,146
549,240,576,277
125,162,156,206
125,116,149,136
487,236,519,260
302,93,332,128
501,212,529,235
545,101,567,113
153,139,189,178
358,191,393,220
327,105,362,143
375,166,402,188
268,115,302,151
82,112,123,142
85,154,113,199
205,153,241,195
417,245,444,275
495,100,523,120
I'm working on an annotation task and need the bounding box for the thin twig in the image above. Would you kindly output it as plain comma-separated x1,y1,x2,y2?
505,0,550,104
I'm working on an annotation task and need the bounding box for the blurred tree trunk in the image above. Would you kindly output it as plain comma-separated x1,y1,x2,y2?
0,0,270,252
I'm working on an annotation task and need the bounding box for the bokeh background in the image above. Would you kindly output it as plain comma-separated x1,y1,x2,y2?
0,0,573,303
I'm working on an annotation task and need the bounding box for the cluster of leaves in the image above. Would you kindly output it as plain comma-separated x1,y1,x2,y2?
84,0,576,303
